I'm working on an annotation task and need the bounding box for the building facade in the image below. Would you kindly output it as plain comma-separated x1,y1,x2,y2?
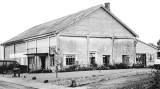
1,3,138,71
136,40,158,66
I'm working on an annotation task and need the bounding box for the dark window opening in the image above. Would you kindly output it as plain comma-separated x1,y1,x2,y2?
157,52,160,59
149,54,154,61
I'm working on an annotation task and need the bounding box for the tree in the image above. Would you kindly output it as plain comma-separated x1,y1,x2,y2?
157,39,160,50
148,43,157,48
50,47,61,78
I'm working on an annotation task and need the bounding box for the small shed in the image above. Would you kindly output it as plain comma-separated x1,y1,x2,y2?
136,39,158,66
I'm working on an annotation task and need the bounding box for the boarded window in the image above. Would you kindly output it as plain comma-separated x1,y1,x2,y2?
66,55,75,65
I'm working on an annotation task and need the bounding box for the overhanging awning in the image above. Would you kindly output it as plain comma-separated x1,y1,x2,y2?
24,53,48,56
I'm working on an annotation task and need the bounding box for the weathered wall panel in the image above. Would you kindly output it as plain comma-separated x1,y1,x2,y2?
50,37,56,46
89,38,112,65
37,38,48,48
60,8,135,37
5,45,14,60
37,38,48,53
59,36,87,65
114,39,135,65
15,43,26,53
28,40,36,49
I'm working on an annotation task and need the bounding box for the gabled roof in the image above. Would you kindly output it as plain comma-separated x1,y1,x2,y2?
137,39,158,50
2,4,139,45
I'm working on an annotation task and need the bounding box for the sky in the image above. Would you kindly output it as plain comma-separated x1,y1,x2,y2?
0,0,160,45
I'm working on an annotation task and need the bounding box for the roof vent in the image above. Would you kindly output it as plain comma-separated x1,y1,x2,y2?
104,3,110,11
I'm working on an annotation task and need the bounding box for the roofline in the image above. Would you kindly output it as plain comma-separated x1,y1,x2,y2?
1,30,57,46
57,4,139,38
101,5,139,38
56,4,103,34
1,39,25,46
137,39,158,50
2,4,139,45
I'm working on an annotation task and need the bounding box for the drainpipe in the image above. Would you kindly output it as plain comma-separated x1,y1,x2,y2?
4,46,5,60
35,39,37,70
48,37,50,69
14,44,15,60
112,34,114,65
87,35,90,66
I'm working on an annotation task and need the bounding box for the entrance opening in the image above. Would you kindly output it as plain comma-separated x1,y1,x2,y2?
40,56,46,70
28,57,35,71
50,55,55,66
103,55,110,66
157,52,160,59
136,54,146,66
90,52,96,65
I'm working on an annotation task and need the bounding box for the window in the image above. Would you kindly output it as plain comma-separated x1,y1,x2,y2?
122,55,129,64
7,62,11,66
136,54,141,62
66,55,75,65
149,54,154,61
0,62,3,66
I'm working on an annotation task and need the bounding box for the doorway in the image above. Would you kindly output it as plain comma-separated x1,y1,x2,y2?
90,52,96,65
40,56,46,70
136,54,146,66
103,55,110,66
28,57,35,71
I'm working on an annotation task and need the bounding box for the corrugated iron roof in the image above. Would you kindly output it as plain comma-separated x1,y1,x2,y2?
2,4,138,45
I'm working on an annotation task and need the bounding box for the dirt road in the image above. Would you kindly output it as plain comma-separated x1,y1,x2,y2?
0,81,37,89
82,73,152,89
0,68,152,89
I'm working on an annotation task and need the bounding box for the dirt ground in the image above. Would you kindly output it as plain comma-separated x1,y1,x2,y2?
0,68,152,89
84,73,152,89
0,81,37,89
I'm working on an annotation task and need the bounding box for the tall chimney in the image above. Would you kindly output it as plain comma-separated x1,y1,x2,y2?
105,3,110,11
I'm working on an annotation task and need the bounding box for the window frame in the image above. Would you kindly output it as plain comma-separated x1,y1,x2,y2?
65,54,76,65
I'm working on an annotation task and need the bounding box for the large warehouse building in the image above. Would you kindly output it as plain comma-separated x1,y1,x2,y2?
1,3,138,71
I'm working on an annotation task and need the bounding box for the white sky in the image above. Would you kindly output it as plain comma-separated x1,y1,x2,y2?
0,0,160,45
